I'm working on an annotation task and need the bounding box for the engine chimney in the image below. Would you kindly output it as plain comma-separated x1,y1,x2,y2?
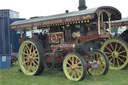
78,0,87,10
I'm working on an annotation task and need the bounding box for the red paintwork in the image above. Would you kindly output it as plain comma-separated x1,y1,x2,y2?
45,55,64,64
18,39,24,43
49,32,64,43
76,35,99,43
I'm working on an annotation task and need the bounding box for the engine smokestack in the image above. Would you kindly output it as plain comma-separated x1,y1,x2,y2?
78,0,87,11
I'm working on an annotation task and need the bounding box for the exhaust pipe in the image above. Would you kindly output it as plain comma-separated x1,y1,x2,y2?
78,0,87,10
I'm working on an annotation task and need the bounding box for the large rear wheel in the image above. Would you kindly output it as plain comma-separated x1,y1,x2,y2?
63,52,87,81
101,39,128,70
19,39,44,75
88,50,109,75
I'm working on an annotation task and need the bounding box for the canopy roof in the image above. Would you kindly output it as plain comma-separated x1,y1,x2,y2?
112,17,128,27
11,6,121,29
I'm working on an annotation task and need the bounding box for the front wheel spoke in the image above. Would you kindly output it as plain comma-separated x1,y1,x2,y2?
23,61,29,65
25,44,31,54
34,59,39,64
33,57,39,60
30,44,33,52
71,71,75,78
77,65,82,69
76,61,81,66
72,57,74,64
74,71,77,80
32,53,38,57
22,52,30,56
67,62,72,67
32,60,38,66
32,49,37,55
67,68,73,75
75,69,82,76
98,64,105,67
31,66,36,72
27,62,32,72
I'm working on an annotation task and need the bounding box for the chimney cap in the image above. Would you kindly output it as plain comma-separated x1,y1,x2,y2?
65,10,69,13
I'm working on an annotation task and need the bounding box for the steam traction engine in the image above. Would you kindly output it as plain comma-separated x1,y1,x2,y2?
11,6,121,81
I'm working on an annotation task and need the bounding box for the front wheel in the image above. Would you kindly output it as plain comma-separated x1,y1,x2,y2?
63,52,87,81
19,39,44,75
88,50,109,76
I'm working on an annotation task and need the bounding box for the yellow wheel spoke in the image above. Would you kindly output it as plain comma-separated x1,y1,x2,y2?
118,54,127,58
117,45,122,52
109,43,115,51
107,55,112,58
105,46,113,52
117,59,120,67
118,57,125,63
72,57,74,64
30,44,33,52
71,71,75,78
119,50,126,54
73,71,77,80
67,62,72,67
76,61,81,66
32,49,38,55
33,57,39,60
32,61,38,66
109,58,113,62
25,44,31,54
22,52,30,56
115,43,118,51
67,68,73,75
23,61,29,65
75,69,82,76
34,59,39,64
27,62,32,72
105,52,112,55
113,58,115,66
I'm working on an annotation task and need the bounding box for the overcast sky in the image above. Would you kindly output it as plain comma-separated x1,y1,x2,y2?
0,0,127,19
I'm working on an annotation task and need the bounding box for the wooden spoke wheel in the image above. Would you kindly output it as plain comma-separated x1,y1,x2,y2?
101,39,128,70
19,39,44,75
88,50,109,76
63,53,87,81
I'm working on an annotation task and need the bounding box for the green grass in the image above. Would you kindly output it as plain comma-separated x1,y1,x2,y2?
0,64,128,85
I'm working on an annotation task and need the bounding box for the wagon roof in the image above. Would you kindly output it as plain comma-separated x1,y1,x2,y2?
112,17,128,27
11,6,121,29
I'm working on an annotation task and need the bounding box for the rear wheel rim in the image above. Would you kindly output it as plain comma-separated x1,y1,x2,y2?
63,54,84,81
19,41,40,75
88,51,106,75
101,39,128,70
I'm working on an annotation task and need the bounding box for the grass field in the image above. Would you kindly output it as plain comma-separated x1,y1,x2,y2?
0,64,128,85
